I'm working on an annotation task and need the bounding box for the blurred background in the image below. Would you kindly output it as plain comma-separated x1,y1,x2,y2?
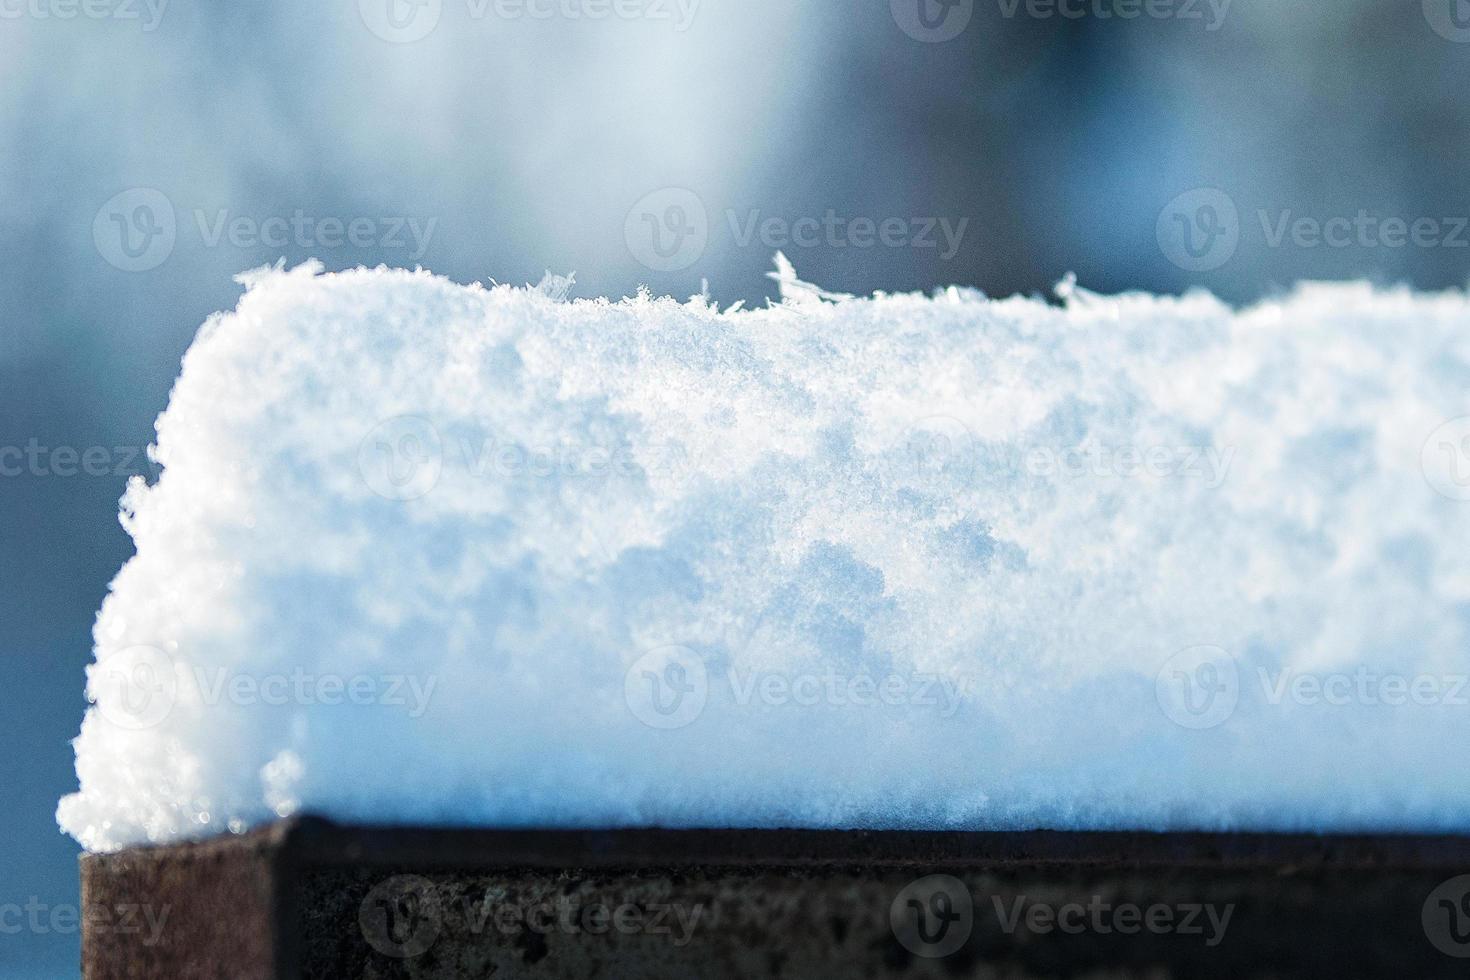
3,0,1469,973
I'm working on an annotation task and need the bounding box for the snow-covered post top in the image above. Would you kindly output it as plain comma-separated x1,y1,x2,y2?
60,259,1470,851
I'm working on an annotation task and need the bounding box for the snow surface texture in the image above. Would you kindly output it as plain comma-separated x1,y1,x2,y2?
60,259,1470,852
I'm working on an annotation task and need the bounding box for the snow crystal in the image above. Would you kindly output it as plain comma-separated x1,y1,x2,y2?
58,259,1470,852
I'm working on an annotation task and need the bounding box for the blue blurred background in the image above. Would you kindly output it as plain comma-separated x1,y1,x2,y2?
3,0,1469,973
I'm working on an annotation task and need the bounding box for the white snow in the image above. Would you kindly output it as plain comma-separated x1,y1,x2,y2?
59,259,1470,852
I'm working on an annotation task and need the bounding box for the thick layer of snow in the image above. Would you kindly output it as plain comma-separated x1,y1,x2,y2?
59,260,1470,852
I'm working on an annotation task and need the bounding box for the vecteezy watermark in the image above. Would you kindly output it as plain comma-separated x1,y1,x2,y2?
359,0,697,43
1155,645,1239,730
357,415,706,502
1423,417,1470,502
996,0,1232,30
471,0,696,28
894,0,1230,42
1258,668,1470,708
0,440,155,479
1424,0,1470,43
724,668,969,716
1424,875,1470,958
624,646,971,730
188,666,438,717
1257,210,1470,251
1160,187,1470,272
890,0,973,42
726,209,969,262
890,877,1233,958
0,0,167,29
624,188,971,273
90,645,438,729
192,210,436,259
882,434,1230,491
359,876,705,959
1157,188,1240,273
1024,444,1235,488
890,875,973,958
467,890,703,946
989,894,1234,946
1158,646,1470,730
0,899,171,946
93,190,437,271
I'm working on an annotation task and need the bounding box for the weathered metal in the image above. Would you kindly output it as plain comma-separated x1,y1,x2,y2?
81,817,1470,978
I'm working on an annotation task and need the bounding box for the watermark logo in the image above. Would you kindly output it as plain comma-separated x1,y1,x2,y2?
1155,645,1238,730
891,0,973,42
1423,417,1470,502
624,645,709,729
1160,656,1469,718
884,416,976,487
360,0,442,42
95,193,435,269
93,188,176,272
1157,188,1239,273
627,192,967,270
92,645,177,730
1424,875,1470,957
1424,0,1470,42
1164,195,1470,267
359,416,444,501
360,875,444,958
625,188,708,272
890,875,973,958
626,653,969,730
